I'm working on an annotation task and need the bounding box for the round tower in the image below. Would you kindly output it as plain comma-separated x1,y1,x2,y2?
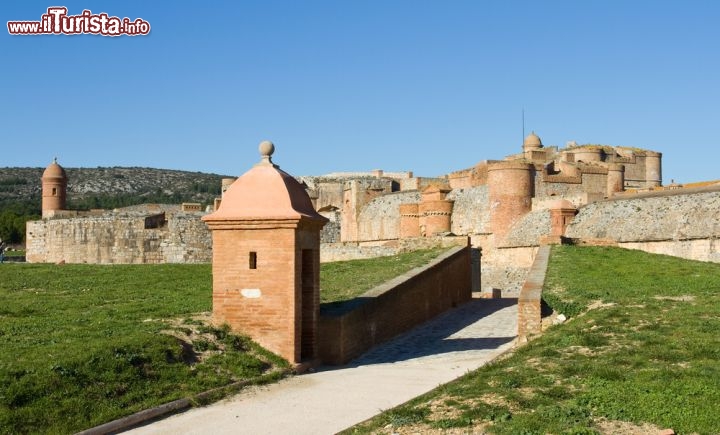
399,203,420,238
418,186,453,237
644,151,662,187
487,161,534,240
42,158,67,218
606,163,625,197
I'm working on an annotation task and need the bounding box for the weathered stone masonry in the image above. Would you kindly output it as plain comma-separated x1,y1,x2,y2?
26,208,212,264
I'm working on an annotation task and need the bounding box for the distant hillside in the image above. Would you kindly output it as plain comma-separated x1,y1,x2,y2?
0,167,233,215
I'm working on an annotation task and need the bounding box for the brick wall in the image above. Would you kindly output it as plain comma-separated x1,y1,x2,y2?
318,244,471,364
517,245,550,342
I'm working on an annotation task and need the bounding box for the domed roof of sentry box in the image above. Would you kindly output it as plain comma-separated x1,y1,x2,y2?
203,141,326,222
523,131,543,149
42,158,67,179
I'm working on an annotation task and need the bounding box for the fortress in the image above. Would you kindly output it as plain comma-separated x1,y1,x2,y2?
25,133,720,295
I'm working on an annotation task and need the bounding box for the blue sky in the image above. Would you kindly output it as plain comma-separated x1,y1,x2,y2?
2,1,719,183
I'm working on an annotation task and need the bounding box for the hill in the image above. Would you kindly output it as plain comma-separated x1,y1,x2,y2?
0,167,231,213
0,167,232,243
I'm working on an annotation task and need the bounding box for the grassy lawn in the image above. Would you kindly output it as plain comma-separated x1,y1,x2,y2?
0,248,448,434
347,246,720,434
3,250,24,258
320,247,449,304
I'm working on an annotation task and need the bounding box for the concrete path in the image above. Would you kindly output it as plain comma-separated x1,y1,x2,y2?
126,297,518,435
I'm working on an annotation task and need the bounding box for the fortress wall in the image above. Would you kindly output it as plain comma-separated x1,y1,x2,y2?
319,210,341,243
502,210,551,248
481,245,539,297
446,186,490,235
620,239,720,263
466,209,550,297
622,153,646,186
159,213,212,263
536,173,606,204
447,162,489,189
314,182,345,211
566,190,720,262
399,177,447,191
356,191,420,241
320,243,399,263
447,169,474,189
341,179,394,242
26,212,211,264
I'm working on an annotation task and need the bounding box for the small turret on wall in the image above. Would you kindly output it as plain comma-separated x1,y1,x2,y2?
399,203,421,238
549,199,578,237
419,185,453,236
522,131,542,154
41,158,67,218
397,185,453,238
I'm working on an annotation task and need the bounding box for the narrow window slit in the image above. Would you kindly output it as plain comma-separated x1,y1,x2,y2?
249,252,257,269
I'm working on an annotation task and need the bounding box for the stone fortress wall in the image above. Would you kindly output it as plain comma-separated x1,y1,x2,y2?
566,186,720,263
26,206,211,264
309,133,674,295
26,133,720,297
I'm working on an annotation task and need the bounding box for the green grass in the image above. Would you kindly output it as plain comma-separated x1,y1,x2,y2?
0,263,290,434
319,247,449,304
347,246,720,434
3,250,24,258
0,248,448,433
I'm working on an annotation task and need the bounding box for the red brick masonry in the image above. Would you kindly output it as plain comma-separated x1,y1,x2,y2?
517,245,550,342
318,244,472,365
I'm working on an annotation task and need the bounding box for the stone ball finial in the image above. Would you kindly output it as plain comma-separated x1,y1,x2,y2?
259,140,275,157
256,140,278,168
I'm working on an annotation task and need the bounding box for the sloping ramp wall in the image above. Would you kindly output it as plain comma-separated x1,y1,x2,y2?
517,245,551,342
318,244,472,365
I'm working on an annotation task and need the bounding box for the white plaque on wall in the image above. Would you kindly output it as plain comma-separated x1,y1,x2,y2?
241,288,261,298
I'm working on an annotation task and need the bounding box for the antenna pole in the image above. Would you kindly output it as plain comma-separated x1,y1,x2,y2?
522,108,525,141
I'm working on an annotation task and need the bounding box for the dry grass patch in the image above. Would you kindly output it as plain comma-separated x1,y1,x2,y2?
653,294,695,302
594,417,667,435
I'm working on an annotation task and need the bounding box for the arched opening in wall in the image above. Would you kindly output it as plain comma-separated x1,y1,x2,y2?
52,188,57,196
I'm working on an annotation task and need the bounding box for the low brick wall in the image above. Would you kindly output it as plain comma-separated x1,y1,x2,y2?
517,245,550,342
318,244,472,365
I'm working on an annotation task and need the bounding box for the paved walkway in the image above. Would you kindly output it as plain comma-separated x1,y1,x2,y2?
126,297,518,435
